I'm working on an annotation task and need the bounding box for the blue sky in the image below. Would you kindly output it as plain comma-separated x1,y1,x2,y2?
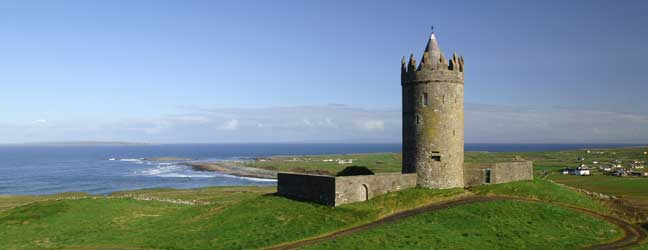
1,0,647,143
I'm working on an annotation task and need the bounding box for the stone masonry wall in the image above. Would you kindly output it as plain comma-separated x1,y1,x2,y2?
277,173,336,206
463,161,533,187
335,173,417,206
402,72,465,189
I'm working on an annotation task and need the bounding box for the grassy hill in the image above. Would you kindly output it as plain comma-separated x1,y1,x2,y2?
0,179,639,249
303,200,620,250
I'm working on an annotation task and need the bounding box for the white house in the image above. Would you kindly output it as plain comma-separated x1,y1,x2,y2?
573,168,591,176
561,168,570,175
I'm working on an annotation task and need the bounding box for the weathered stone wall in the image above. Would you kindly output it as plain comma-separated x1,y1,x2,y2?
277,173,416,206
335,173,417,206
463,161,533,187
402,66,465,189
277,173,336,206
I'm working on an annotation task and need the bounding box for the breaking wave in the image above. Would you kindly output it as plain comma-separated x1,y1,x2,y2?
119,158,143,162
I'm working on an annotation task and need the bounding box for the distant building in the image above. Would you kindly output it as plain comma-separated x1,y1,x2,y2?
563,165,591,176
337,159,353,164
573,168,591,176
577,157,585,161
612,169,627,177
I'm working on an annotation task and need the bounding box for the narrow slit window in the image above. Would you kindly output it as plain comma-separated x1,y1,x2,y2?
423,93,428,106
415,114,421,124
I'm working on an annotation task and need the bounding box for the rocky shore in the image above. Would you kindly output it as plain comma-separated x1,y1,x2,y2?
184,162,278,180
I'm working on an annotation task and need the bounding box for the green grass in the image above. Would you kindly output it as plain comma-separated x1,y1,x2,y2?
471,179,610,213
0,179,633,249
0,192,90,212
548,174,648,198
243,153,403,174
303,200,623,250
0,186,465,250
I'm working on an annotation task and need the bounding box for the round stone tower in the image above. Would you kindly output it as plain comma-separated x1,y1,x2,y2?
401,32,465,189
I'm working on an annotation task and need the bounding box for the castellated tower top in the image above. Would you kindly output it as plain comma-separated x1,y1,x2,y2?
401,32,464,85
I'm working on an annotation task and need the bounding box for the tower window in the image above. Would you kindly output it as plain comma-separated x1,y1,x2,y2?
422,93,428,106
415,114,421,124
431,151,441,161
442,95,445,104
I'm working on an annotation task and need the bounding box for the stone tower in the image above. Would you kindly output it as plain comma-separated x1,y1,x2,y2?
401,32,465,189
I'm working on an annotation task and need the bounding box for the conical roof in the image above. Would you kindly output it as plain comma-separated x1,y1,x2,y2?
422,32,442,69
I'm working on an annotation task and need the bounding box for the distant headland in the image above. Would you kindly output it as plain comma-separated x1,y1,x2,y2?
3,141,153,146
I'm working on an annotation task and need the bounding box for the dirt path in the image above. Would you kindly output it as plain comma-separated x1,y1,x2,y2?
266,196,646,250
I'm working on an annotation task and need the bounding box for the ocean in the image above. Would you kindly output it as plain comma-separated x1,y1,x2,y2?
0,143,644,195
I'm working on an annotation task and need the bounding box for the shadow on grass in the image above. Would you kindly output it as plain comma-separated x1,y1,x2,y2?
262,192,334,207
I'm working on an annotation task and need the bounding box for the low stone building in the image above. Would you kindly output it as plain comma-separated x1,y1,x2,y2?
278,160,532,206
278,172,417,206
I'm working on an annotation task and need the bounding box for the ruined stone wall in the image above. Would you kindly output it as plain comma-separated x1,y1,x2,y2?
277,173,416,206
463,161,533,187
335,173,417,206
277,173,336,206
493,161,534,184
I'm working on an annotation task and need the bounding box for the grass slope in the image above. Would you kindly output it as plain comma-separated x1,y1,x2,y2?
304,200,622,250
0,180,626,249
0,187,465,250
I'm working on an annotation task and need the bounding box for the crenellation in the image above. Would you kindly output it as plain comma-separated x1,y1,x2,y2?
407,54,417,73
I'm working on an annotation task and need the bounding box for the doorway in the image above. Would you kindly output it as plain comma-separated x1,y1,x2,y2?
361,184,369,201
484,169,492,184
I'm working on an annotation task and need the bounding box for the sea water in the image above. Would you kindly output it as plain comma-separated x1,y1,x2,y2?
0,143,643,195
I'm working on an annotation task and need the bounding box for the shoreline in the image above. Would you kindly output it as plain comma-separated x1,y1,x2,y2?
184,162,278,180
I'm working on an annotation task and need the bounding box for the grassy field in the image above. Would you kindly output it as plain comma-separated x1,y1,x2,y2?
241,146,648,175
242,146,648,213
0,186,465,249
243,153,403,175
303,200,622,250
0,179,627,249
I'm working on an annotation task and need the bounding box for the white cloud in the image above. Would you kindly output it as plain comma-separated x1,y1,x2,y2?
354,120,385,131
220,119,240,130
1,104,647,143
